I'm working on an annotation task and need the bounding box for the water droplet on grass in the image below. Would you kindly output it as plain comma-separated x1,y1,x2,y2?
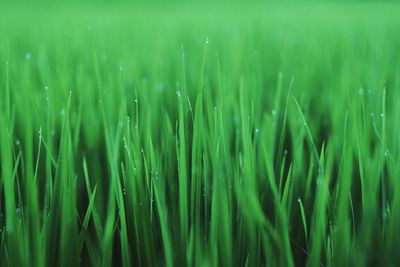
156,82,164,91
25,52,31,61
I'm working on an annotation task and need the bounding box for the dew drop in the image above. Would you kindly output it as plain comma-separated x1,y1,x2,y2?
25,52,32,61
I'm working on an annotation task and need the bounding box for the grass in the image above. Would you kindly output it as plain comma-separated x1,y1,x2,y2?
1,2,400,266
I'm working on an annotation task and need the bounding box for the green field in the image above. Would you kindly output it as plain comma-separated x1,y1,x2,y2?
1,2,400,266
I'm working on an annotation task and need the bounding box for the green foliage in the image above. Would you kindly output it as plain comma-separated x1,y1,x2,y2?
1,2,400,266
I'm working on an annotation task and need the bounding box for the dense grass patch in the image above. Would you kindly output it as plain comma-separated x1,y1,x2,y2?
1,2,400,266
